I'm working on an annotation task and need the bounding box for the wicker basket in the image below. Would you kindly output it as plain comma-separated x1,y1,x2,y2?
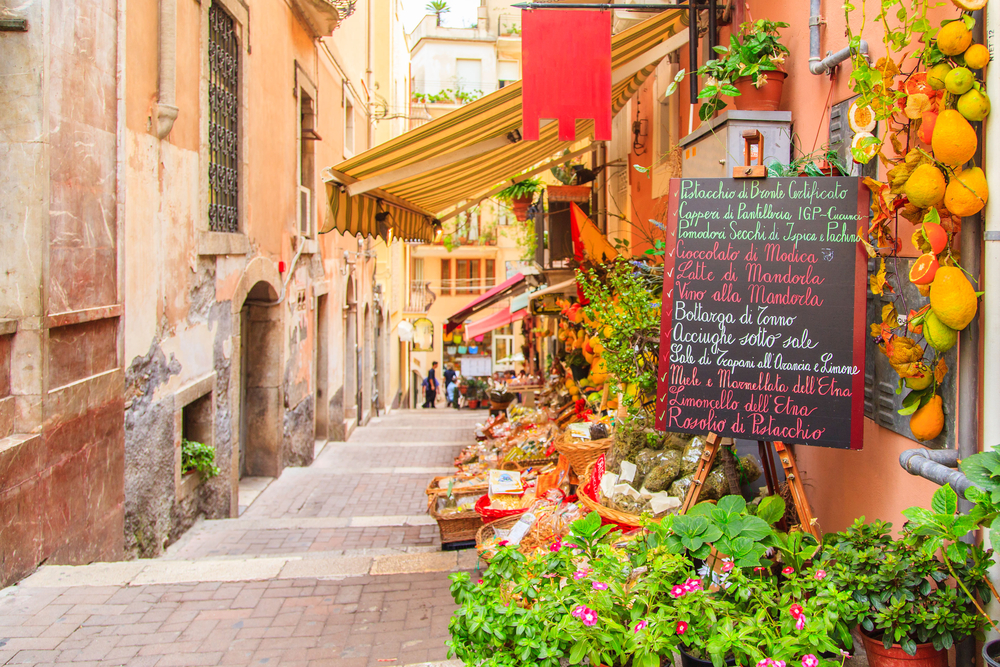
427,493,484,544
490,399,514,410
553,433,612,478
475,514,523,561
578,461,652,528
425,476,488,500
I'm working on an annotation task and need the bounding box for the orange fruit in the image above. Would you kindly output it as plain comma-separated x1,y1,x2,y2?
929,266,978,330
849,102,876,133
910,394,945,441
944,166,989,217
909,253,940,285
932,110,978,166
922,221,948,254
918,111,937,144
905,164,947,208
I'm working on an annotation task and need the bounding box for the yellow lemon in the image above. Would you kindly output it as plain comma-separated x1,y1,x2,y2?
910,394,945,441
904,163,947,208
932,110,978,165
945,66,975,95
957,88,991,122
904,362,934,390
964,43,991,69
922,311,957,352
951,0,987,11
944,166,989,217
938,20,973,57
930,266,978,330
927,63,952,90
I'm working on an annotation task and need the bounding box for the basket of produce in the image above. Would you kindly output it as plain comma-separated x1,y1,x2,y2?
475,492,583,561
579,461,650,528
475,492,530,522
553,432,612,478
427,491,485,544
426,474,488,500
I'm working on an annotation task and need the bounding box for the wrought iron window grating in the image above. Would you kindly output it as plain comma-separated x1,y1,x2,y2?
209,3,239,233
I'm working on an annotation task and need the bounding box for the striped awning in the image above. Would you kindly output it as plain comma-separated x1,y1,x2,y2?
322,9,686,231
322,184,435,241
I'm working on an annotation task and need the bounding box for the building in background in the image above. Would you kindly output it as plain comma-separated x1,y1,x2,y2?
0,0,416,586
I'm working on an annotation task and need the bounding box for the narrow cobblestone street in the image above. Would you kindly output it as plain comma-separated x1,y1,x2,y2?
0,410,483,667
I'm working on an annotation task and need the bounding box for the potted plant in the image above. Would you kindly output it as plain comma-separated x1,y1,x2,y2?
765,147,849,178
496,177,543,222
181,438,221,480
695,19,790,122
824,508,990,667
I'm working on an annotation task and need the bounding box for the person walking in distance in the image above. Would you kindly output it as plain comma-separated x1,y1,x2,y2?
423,361,440,408
443,363,458,408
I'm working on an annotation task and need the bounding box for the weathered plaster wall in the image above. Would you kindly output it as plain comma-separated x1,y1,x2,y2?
0,0,125,585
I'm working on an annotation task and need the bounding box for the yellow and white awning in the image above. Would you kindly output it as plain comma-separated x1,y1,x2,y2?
321,9,687,239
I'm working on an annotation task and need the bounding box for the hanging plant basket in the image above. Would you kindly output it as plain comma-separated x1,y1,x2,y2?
511,195,534,222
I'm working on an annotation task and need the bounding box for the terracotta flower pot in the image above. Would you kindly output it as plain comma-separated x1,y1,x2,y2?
459,386,469,395
467,399,479,409
511,195,534,221
859,629,946,667
733,70,787,112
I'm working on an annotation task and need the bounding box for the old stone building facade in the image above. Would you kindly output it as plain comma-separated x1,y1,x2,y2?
1,0,414,584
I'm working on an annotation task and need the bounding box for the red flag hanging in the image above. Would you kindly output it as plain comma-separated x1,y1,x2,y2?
521,9,612,142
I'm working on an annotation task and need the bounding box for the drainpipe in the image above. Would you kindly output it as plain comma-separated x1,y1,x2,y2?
808,0,869,75
898,448,976,499
155,0,179,139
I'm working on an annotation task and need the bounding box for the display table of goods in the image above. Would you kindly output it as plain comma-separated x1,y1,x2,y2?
426,403,580,549
579,423,762,528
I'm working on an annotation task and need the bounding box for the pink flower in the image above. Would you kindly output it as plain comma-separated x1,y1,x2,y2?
756,660,770,667
775,661,786,667
573,569,589,580
721,561,734,573
754,566,766,573
550,540,562,552
565,543,579,549
670,585,686,598
683,578,702,592
840,650,851,659
802,655,819,667
541,573,556,579
782,566,795,575
795,615,806,631
581,609,598,627
676,621,688,635
634,620,648,633
499,540,509,546
814,569,827,580
477,579,484,585
592,581,609,591
788,604,804,619
572,605,587,619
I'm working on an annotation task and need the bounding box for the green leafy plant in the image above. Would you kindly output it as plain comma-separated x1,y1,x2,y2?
496,177,543,202
765,146,850,178
824,511,990,655
181,439,220,479
695,19,789,121
577,259,662,402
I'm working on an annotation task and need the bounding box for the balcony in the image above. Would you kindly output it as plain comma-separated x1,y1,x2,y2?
406,281,437,313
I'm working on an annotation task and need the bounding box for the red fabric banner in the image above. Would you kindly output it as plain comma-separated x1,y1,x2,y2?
521,9,612,141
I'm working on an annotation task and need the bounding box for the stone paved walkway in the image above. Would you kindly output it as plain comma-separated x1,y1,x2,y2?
0,409,486,667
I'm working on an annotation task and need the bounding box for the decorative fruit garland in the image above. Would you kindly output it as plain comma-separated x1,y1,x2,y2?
845,0,987,442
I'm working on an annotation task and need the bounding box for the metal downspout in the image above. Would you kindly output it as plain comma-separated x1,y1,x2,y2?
808,0,869,75
155,0,178,138
898,448,975,498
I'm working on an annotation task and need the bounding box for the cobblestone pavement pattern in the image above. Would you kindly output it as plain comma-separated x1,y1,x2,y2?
0,410,484,667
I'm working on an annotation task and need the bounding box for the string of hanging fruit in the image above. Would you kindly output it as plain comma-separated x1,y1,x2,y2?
845,0,987,442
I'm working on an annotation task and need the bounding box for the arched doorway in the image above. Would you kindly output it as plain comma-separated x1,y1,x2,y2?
239,281,282,478
343,276,358,422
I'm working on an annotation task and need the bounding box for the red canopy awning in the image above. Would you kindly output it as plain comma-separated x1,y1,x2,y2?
444,273,527,333
465,307,528,340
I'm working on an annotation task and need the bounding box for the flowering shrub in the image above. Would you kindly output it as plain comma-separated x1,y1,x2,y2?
448,506,865,667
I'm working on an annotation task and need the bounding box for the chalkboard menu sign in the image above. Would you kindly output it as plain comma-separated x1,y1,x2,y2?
654,178,868,449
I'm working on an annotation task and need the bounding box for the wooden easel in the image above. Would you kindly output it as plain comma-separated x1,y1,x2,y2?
680,432,820,540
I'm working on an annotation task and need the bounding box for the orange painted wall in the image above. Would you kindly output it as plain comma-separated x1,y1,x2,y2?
640,0,962,532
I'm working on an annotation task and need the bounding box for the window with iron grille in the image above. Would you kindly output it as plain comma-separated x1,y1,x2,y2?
208,3,240,233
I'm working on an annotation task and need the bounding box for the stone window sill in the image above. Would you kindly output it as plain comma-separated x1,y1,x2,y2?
198,231,249,256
